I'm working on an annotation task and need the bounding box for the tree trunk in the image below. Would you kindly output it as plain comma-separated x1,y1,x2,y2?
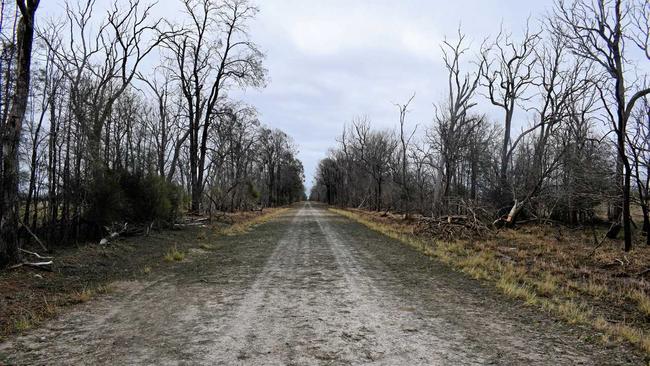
0,0,39,266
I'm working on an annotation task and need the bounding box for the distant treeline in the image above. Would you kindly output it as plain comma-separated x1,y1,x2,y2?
312,0,650,252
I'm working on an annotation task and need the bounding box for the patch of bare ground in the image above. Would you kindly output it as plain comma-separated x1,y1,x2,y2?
0,207,288,342
330,207,650,359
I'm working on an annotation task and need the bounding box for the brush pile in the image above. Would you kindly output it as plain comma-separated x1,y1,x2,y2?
413,215,491,241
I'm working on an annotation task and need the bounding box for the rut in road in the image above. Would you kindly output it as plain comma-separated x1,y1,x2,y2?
0,203,641,365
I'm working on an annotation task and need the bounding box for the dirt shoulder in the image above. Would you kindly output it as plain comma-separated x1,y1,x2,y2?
0,207,288,342
331,207,650,361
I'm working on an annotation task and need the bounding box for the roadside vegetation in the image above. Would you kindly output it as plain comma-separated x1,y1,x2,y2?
0,207,287,341
330,208,650,355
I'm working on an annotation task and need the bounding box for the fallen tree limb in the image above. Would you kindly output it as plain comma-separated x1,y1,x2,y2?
23,261,54,271
19,248,53,260
19,219,48,252
585,221,619,259
99,223,128,245
8,260,53,272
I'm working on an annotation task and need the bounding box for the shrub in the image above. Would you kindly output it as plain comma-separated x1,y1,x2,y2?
85,169,182,230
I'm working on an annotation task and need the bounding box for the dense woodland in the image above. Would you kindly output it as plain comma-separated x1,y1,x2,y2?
0,0,305,265
311,0,650,251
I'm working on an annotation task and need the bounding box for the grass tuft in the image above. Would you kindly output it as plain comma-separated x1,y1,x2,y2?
554,300,591,325
71,288,93,304
497,277,538,305
164,246,185,262
629,290,650,318
199,243,214,251
582,279,608,298
534,274,558,297
14,317,31,332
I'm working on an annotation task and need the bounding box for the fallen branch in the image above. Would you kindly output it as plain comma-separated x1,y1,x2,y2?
19,248,53,260
23,261,54,271
99,223,128,245
19,219,48,252
8,260,53,272
638,268,650,277
585,221,618,259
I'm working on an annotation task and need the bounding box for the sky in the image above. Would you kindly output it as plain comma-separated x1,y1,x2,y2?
39,0,558,191
238,0,555,190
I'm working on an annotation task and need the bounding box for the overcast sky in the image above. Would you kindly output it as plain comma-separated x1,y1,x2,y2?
239,0,557,190
40,0,557,190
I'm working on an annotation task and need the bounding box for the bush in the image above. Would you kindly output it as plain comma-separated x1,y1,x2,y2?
85,169,182,229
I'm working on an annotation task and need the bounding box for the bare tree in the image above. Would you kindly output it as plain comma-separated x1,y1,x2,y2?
480,23,541,204
551,0,650,251
0,0,39,264
41,0,174,175
138,68,189,182
394,93,416,217
432,30,483,210
349,117,398,211
165,0,266,213
628,97,650,245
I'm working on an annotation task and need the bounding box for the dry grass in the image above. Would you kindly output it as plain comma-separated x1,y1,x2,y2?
71,288,94,303
629,290,650,318
552,300,592,325
220,208,289,236
581,279,608,298
13,317,31,332
594,316,650,354
497,277,538,305
163,246,185,262
70,284,114,304
330,207,650,357
199,243,215,251
534,274,558,297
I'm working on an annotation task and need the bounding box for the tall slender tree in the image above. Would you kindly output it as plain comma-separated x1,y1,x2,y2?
0,0,39,265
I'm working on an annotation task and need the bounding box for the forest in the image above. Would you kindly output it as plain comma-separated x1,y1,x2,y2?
311,0,650,252
0,0,305,266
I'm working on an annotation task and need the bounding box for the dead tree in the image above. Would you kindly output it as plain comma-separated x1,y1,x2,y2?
433,29,483,209
394,93,416,217
502,30,593,225
480,23,541,205
350,118,398,211
551,0,650,251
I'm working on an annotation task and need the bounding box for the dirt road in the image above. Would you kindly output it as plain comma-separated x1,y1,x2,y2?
0,203,641,365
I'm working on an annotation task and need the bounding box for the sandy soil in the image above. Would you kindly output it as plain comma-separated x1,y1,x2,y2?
0,203,643,365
